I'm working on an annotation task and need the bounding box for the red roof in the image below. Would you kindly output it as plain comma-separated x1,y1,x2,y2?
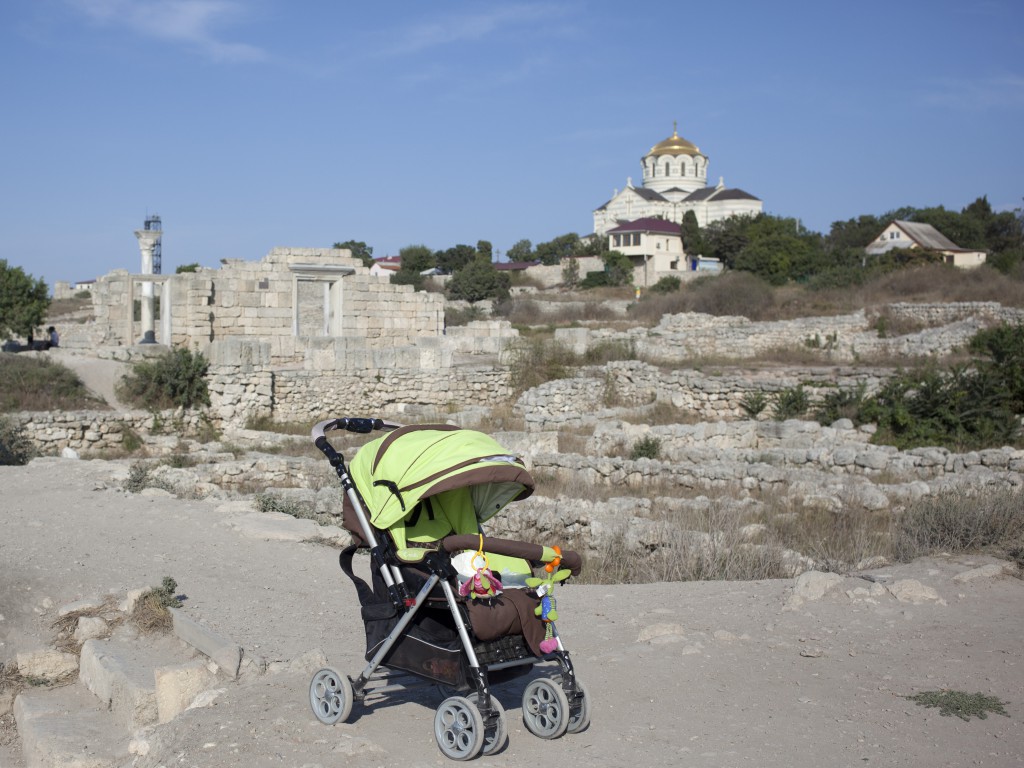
607,218,681,235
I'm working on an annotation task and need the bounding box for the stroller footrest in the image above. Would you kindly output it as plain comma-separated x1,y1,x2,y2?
473,635,533,666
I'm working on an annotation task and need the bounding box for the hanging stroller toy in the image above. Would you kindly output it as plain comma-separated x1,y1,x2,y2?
307,418,591,760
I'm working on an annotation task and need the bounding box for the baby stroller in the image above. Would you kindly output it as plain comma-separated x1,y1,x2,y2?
307,418,591,760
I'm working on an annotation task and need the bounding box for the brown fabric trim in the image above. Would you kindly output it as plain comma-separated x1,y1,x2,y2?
442,534,581,577
370,423,460,474
415,465,535,501
400,457,493,494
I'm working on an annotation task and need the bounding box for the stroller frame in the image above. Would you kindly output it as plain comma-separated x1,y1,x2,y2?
307,418,590,760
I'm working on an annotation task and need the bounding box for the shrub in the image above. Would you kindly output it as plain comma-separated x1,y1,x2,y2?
445,305,485,327
771,385,809,420
649,275,681,294
117,348,210,410
0,416,35,465
740,391,769,418
893,487,1024,562
905,691,1009,721
580,271,610,289
629,435,662,460
813,383,867,425
506,337,572,394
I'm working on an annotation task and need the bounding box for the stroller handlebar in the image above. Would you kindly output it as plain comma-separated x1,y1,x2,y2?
440,534,582,578
311,417,403,447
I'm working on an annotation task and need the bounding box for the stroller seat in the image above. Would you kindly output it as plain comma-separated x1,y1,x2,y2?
308,418,591,760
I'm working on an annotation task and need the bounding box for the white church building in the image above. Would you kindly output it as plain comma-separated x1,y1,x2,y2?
593,124,763,235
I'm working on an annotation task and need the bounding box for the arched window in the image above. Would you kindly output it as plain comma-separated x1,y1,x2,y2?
664,162,670,177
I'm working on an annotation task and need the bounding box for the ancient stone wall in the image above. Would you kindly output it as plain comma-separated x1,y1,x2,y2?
555,303,1024,364
515,360,894,429
13,410,209,454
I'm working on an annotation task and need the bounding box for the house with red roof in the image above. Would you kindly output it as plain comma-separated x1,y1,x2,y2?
606,217,686,287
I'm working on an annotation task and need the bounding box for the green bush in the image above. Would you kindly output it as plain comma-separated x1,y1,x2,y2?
771,385,809,420
813,384,867,425
629,435,662,460
580,271,610,289
740,391,769,418
446,257,511,303
0,416,36,465
649,275,681,294
117,348,210,410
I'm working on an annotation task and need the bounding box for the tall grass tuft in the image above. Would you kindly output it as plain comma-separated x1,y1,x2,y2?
893,487,1024,562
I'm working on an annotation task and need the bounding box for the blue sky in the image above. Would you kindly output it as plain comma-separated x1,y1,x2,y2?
2,1,1022,289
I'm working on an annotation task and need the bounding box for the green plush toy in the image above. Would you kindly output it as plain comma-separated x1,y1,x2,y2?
526,568,571,654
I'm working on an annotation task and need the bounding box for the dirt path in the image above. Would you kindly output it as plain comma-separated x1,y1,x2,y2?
1,457,1021,767
51,351,132,410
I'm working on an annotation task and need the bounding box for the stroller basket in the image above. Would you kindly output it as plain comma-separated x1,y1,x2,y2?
306,417,592,760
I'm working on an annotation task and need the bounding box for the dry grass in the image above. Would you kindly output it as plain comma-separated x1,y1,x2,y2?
0,356,107,412
893,487,1024,563
131,578,182,633
50,597,121,653
577,497,791,584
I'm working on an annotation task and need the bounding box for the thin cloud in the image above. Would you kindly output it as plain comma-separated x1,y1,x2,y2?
378,3,566,59
919,74,1024,111
68,0,266,62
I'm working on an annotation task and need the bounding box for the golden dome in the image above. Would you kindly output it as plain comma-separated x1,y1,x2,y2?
648,122,701,157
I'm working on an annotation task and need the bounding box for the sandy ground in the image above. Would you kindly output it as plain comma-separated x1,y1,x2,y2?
1,457,1022,768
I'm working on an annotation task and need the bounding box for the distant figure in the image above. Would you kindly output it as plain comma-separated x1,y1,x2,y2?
26,331,33,348
48,326,59,347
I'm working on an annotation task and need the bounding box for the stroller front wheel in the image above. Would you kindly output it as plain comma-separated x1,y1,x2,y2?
522,677,570,739
309,667,354,725
566,680,591,734
434,696,486,761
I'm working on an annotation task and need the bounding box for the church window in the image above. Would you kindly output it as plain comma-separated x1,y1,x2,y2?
664,162,670,176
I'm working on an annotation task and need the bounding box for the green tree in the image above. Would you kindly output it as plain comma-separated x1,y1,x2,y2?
826,214,886,252
435,244,477,274
535,233,580,265
561,257,580,289
506,239,534,262
727,215,822,285
446,256,511,302
602,250,634,287
476,240,493,261
333,240,375,268
0,260,49,340
702,215,755,268
680,210,704,255
175,263,201,274
577,233,610,257
391,244,435,290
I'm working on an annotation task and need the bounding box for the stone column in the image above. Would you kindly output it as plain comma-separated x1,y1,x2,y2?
135,229,160,343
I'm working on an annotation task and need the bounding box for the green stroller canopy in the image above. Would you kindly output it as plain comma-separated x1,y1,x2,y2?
348,425,535,533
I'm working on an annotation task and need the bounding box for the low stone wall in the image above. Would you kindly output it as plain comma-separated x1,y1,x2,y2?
270,366,512,423
515,360,894,429
555,303,1024,364
12,410,208,454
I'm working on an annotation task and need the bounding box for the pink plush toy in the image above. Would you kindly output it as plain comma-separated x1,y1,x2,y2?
458,539,503,600
459,566,503,599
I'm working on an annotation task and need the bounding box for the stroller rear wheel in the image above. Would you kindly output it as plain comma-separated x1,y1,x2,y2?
521,677,570,739
434,696,485,761
309,667,354,725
